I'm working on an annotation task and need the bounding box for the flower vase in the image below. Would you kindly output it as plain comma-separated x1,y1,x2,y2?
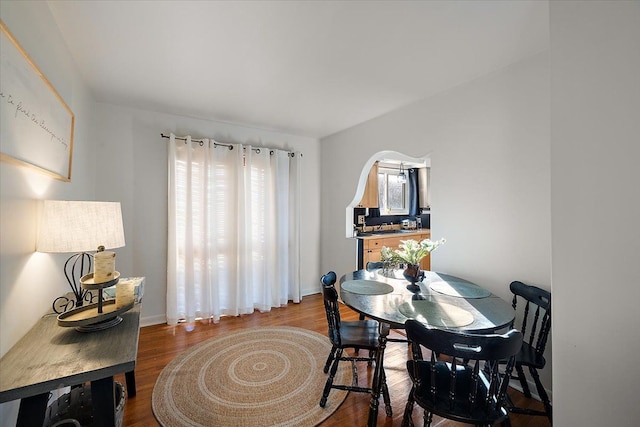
403,264,423,293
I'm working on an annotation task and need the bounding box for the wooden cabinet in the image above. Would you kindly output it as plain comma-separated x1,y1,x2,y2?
358,162,379,208
362,231,432,271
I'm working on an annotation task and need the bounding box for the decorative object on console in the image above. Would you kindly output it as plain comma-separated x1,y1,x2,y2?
94,249,116,282
56,277,146,330
116,279,136,308
37,200,126,315
103,277,145,304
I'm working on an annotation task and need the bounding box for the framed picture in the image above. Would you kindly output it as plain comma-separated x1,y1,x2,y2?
1,20,74,181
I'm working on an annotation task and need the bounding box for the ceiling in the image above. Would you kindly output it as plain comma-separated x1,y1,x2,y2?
47,1,549,139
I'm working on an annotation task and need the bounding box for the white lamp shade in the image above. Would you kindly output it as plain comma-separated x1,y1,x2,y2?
37,200,126,253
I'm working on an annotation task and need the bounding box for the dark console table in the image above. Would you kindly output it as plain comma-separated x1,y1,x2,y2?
0,303,141,427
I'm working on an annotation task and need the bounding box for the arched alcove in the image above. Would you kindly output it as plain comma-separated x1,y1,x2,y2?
345,151,431,238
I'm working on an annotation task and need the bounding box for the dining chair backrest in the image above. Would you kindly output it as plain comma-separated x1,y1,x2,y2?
321,271,337,287
405,319,523,425
365,261,384,271
321,271,342,347
509,281,551,357
506,281,553,422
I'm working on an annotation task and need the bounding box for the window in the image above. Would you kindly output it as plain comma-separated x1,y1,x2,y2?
378,166,408,215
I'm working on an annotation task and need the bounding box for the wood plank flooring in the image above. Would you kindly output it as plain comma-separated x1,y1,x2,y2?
117,293,551,427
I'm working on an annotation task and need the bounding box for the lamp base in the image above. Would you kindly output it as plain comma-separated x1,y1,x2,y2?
52,252,94,314
57,299,134,331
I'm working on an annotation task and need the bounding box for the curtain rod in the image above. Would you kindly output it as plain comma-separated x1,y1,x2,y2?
160,133,301,157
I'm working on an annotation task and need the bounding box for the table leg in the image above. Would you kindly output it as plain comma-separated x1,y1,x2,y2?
91,376,116,427
125,369,136,397
367,322,390,427
16,392,48,427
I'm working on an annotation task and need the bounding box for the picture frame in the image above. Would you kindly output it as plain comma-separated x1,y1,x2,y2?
0,20,75,181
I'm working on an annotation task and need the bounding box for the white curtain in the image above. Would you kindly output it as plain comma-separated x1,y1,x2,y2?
167,133,301,325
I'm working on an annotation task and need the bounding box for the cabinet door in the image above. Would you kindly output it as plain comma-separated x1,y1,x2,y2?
416,232,432,271
364,233,433,271
420,254,431,271
358,162,379,208
364,248,382,265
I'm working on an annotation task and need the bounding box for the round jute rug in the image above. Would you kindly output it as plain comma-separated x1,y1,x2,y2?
152,326,352,427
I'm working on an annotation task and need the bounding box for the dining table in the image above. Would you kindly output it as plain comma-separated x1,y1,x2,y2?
339,268,516,427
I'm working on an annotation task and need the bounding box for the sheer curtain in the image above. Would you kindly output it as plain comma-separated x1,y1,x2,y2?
167,133,301,325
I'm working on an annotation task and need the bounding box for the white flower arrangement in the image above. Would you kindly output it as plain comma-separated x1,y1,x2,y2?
381,238,446,267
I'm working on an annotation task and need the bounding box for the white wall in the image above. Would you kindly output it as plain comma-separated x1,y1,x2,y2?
0,4,321,425
93,103,322,326
0,1,99,423
550,1,640,425
321,51,552,387
0,0,99,356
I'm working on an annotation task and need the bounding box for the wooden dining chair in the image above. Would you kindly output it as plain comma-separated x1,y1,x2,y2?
319,271,392,416
506,280,552,423
402,319,523,427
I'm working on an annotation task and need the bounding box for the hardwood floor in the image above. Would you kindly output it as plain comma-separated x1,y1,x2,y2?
117,294,551,427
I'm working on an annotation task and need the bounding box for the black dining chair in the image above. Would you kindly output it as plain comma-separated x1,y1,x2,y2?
364,262,410,347
319,271,392,416
365,261,385,271
402,319,523,427
352,262,385,321
506,280,552,423
355,262,386,321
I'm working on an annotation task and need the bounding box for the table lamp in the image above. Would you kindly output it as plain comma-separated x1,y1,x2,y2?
37,200,125,313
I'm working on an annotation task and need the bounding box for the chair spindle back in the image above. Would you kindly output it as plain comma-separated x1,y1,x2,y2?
321,271,342,346
405,319,523,424
510,281,551,356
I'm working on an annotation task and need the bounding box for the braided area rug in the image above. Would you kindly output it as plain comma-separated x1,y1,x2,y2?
152,326,351,426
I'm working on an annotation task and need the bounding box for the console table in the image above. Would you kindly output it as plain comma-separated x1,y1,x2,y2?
0,303,141,427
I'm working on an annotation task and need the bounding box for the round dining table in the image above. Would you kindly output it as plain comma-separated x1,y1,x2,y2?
338,268,515,427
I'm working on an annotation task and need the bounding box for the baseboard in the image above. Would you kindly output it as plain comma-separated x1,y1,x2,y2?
301,287,320,297
140,314,166,327
509,378,553,403
141,290,320,328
